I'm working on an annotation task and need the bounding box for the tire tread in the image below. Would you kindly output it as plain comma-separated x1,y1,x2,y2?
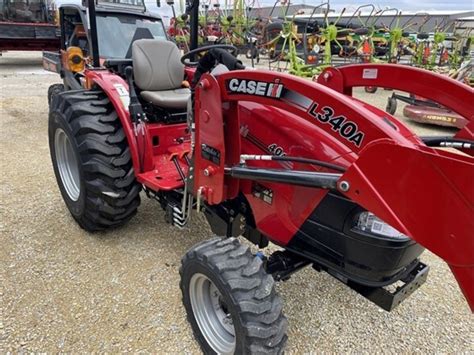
180,237,288,354
50,90,140,231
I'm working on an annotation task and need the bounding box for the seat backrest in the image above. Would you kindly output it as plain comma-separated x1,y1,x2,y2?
132,39,184,92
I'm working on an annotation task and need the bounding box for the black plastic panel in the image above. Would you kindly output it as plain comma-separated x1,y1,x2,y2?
287,192,425,286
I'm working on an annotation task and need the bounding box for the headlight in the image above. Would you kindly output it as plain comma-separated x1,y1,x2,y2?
352,211,410,240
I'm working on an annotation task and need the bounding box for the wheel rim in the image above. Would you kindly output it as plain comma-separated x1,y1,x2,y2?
189,273,236,354
54,128,81,201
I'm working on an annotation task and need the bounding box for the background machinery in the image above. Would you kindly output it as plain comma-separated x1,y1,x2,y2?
0,0,59,52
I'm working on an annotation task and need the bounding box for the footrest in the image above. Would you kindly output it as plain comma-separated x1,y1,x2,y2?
137,154,188,191
347,262,429,311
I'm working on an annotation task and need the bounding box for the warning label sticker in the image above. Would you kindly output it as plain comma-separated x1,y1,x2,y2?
114,84,130,109
362,68,378,79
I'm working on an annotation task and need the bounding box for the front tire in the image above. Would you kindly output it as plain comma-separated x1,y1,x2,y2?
180,238,288,354
48,90,141,232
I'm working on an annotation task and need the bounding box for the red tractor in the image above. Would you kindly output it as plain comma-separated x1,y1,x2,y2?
47,0,473,352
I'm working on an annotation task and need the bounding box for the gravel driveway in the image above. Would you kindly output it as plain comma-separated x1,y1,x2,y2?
1,51,472,353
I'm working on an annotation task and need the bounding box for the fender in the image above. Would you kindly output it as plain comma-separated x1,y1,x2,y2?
84,69,154,173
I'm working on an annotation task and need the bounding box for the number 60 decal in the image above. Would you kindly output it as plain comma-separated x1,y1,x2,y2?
307,102,365,147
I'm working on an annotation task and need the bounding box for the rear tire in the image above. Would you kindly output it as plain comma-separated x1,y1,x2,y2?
180,237,288,354
48,90,141,232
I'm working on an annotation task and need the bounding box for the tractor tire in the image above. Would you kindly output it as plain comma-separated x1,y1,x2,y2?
265,22,284,59
48,90,141,232
264,22,283,42
180,237,288,355
48,83,65,106
386,95,397,115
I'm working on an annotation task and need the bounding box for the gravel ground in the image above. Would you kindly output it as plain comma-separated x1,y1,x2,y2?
0,51,472,353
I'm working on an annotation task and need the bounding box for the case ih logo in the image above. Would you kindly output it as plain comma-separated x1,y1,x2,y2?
227,79,283,98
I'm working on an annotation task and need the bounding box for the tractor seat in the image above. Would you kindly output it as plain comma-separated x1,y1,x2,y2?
132,39,190,110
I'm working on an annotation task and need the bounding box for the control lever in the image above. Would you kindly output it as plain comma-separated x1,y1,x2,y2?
124,66,147,128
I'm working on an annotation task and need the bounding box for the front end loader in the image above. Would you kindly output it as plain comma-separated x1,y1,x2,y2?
47,0,474,353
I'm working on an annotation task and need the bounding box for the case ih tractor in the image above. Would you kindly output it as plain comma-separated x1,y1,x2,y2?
47,0,473,353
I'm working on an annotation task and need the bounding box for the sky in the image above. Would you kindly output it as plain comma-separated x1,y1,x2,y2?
307,0,472,11
143,0,473,22
142,0,473,19
52,0,473,19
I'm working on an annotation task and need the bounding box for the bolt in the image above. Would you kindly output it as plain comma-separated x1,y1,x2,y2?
200,79,211,89
203,166,216,177
339,181,350,192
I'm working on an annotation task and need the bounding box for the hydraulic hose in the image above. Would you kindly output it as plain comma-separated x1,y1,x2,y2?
421,136,473,149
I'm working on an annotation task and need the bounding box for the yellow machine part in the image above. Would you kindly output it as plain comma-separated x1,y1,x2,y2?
66,46,85,73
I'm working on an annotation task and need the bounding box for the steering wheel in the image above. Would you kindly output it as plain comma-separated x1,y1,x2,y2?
181,44,238,67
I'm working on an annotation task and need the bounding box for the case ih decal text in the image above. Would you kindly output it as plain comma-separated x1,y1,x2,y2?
307,102,365,147
228,79,283,98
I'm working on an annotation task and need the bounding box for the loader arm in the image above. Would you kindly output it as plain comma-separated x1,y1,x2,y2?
317,63,474,154
315,65,474,307
194,69,474,310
